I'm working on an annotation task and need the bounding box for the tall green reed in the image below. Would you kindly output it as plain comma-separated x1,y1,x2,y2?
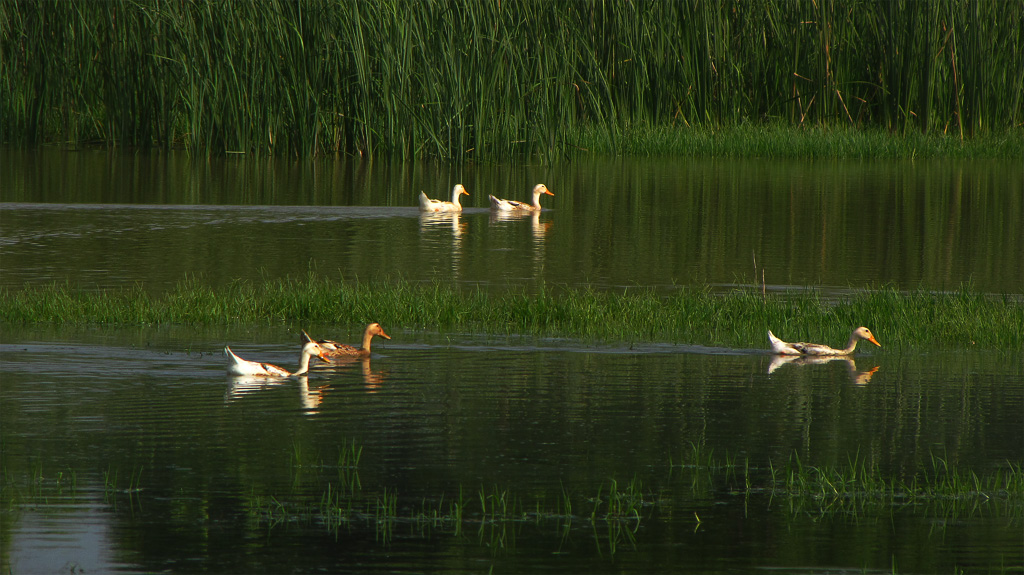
4,1,1021,159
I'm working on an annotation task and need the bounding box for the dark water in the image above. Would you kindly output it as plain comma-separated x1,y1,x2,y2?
2,327,1022,574
2,150,1022,574
2,148,1022,295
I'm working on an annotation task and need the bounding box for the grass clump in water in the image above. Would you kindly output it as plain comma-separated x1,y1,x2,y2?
2,276,1021,351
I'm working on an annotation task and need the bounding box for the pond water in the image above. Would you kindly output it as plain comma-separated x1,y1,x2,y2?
1,150,1022,574
2,148,1022,295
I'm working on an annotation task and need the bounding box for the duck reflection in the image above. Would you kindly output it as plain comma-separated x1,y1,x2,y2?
225,374,289,401
359,358,386,392
226,375,325,411
420,211,465,236
489,209,551,240
297,376,323,414
489,210,551,274
313,355,387,392
419,211,465,274
767,354,880,385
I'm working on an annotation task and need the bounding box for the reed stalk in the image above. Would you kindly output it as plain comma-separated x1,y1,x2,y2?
3,1,1021,160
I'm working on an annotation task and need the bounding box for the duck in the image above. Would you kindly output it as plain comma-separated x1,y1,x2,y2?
488,184,554,212
301,323,391,358
768,327,881,356
224,340,330,377
420,184,469,212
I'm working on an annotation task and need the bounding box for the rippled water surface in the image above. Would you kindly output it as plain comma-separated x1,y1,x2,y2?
3,326,1022,574
2,150,1022,574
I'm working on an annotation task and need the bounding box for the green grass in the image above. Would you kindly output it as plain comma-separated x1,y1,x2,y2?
672,442,1024,519
2,276,1022,351
4,0,1022,160
576,123,1024,159
767,454,1024,518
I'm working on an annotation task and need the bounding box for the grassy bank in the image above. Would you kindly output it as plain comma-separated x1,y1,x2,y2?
2,277,1021,351
580,123,1024,159
4,0,1022,160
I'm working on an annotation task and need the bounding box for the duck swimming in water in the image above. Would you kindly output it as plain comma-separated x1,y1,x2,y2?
768,327,881,356
420,185,469,212
225,340,330,377
488,184,554,212
301,323,391,359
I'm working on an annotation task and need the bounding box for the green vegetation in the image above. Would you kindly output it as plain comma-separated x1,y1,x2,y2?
7,445,1020,559
580,123,1024,159
673,443,1024,518
768,453,1024,513
4,0,1021,160
2,276,1021,351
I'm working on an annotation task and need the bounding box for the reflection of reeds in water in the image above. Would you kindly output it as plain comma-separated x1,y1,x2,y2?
767,355,880,385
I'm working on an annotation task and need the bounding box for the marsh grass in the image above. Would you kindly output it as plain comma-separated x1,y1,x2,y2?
670,443,1023,520
768,454,1024,519
10,449,1017,546
5,465,79,506
3,276,1021,351
579,123,1024,159
337,440,362,470
236,453,1021,542
4,1,1022,160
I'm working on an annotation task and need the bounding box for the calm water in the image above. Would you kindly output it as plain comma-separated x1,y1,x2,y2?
2,150,1022,574
2,148,1022,295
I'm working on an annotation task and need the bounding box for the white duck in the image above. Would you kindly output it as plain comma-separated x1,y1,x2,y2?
224,340,330,377
768,327,881,356
301,323,391,359
420,184,469,212
489,184,554,212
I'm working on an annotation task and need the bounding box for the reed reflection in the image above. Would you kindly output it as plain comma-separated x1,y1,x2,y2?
767,354,881,385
